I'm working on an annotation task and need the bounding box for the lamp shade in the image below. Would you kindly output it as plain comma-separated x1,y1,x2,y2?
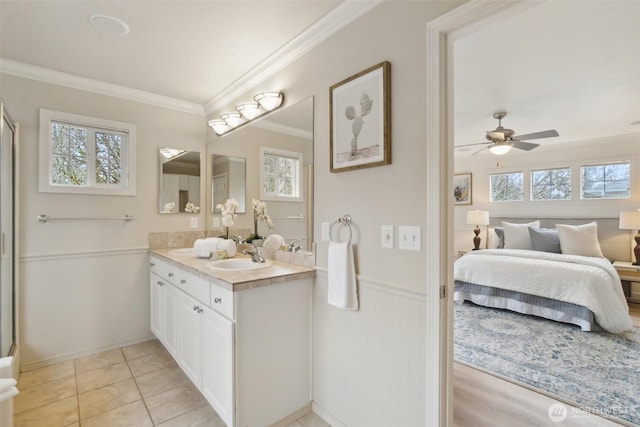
236,102,262,120
208,120,229,136
467,210,489,226
254,92,283,111
488,141,512,155
619,211,640,229
220,112,243,128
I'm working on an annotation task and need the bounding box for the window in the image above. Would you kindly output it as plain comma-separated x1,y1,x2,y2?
260,147,302,202
39,109,136,195
490,172,523,202
531,167,571,200
580,161,630,199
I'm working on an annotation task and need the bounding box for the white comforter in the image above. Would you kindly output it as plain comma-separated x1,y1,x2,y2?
454,249,632,333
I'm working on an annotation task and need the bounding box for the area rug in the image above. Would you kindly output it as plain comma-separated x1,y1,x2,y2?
454,302,640,426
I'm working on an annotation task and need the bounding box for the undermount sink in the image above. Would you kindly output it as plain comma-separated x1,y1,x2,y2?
207,258,272,271
168,248,197,256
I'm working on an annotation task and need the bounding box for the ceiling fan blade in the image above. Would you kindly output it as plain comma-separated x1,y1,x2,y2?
512,140,540,151
470,146,488,156
455,142,489,149
513,129,559,141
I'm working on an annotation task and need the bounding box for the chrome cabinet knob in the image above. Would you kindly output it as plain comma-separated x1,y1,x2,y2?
157,281,164,286
214,297,222,304
193,305,198,311
168,272,174,277
180,279,186,284
150,262,155,267
197,307,203,314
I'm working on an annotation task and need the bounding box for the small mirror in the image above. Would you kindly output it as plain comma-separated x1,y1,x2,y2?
212,155,246,213
159,149,201,213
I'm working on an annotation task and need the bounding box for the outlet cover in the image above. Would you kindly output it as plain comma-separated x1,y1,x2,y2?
190,217,198,229
381,225,394,248
212,217,220,228
398,226,421,251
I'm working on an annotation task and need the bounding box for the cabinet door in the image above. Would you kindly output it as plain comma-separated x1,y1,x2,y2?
177,291,202,386
163,283,179,358
201,307,234,427
150,275,165,340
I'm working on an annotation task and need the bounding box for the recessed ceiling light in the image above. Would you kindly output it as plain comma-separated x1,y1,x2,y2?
89,14,130,36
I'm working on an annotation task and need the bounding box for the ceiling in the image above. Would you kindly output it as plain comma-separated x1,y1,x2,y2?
0,0,347,114
454,1,640,156
1,1,638,146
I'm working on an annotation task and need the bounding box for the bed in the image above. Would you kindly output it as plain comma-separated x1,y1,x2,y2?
454,220,633,333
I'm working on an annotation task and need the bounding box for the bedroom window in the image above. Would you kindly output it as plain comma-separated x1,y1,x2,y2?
39,109,136,195
531,167,571,200
260,146,303,202
490,172,523,202
580,161,630,199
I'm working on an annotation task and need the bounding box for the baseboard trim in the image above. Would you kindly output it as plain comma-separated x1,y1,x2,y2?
269,403,312,427
311,402,347,427
20,335,156,372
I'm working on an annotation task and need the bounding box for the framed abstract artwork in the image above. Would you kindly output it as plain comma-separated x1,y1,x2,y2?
454,173,472,205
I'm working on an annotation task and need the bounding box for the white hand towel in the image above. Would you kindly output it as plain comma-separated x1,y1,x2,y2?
0,386,18,403
328,241,358,310
193,238,221,258
0,378,17,403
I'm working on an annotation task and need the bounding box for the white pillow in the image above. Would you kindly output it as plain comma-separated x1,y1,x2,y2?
502,221,540,249
556,222,604,258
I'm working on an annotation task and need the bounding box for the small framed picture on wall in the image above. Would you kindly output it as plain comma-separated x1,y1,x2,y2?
454,173,472,205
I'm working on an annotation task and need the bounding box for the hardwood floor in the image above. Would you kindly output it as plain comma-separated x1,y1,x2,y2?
453,302,640,427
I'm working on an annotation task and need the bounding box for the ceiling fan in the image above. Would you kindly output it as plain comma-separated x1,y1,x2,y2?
458,112,559,155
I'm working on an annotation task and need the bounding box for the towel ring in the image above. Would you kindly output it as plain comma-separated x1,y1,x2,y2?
329,215,352,243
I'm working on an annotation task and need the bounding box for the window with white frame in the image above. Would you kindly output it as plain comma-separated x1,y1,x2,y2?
39,109,136,195
490,171,523,202
531,167,571,201
260,147,302,202
580,161,630,199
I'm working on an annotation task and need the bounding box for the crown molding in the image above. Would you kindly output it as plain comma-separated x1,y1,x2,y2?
0,58,206,116
203,0,382,116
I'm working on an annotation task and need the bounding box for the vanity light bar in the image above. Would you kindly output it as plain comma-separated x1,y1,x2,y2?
208,91,285,136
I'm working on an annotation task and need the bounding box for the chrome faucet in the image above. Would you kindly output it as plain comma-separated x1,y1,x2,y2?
286,239,301,253
230,235,245,245
243,243,265,263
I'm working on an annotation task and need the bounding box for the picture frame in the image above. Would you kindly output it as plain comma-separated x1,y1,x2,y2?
454,173,472,205
330,61,391,172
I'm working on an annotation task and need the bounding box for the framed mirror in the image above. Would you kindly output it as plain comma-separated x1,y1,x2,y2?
212,155,246,213
208,96,314,250
158,149,201,213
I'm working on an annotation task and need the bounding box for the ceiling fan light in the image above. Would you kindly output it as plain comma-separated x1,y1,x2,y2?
254,92,283,111
220,112,243,128
488,141,512,155
235,102,262,120
208,119,230,135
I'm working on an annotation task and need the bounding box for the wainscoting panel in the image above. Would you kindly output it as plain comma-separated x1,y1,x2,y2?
19,248,152,370
312,270,427,427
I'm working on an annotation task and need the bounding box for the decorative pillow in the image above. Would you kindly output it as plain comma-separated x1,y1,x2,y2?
502,221,540,249
556,222,604,258
493,227,505,249
528,227,561,253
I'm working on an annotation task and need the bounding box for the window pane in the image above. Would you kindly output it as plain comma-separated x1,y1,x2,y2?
531,168,570,201
51,155,69,185
581,161,629,199
51,123,70,154
70,159,87,185
490,172,523,202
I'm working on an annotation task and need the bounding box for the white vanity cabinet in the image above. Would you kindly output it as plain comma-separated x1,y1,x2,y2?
149,254,312,427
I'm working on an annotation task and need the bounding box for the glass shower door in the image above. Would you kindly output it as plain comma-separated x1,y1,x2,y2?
0,102,16,357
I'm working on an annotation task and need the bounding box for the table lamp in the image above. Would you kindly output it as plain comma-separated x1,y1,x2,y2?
467,210,489,251
620,210,640,265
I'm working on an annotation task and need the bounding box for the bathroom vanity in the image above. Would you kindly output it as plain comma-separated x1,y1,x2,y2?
149,249,314,427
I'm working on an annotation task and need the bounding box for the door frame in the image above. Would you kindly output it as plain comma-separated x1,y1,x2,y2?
424,1,533,424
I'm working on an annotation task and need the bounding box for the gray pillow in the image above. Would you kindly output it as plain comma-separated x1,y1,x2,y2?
528,227,561,253
494,227,505,249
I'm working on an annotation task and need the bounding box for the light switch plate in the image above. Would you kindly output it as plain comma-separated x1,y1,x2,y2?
381,225,394,248
212,217,220,228
321,222,330,242
190,217,198,229
398,226,421,251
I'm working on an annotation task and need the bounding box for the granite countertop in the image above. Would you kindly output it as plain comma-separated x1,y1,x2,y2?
150,248,315,291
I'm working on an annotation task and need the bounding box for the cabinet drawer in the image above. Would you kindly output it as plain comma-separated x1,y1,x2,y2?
177,270,210,305
210,282,234,320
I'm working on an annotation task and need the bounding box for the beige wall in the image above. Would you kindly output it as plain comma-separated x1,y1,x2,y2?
1,73,207,366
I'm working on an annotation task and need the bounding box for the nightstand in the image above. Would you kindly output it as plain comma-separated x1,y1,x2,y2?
613,261,640,303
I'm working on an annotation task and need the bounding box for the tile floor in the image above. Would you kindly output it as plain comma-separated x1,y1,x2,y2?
14,339,330,427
